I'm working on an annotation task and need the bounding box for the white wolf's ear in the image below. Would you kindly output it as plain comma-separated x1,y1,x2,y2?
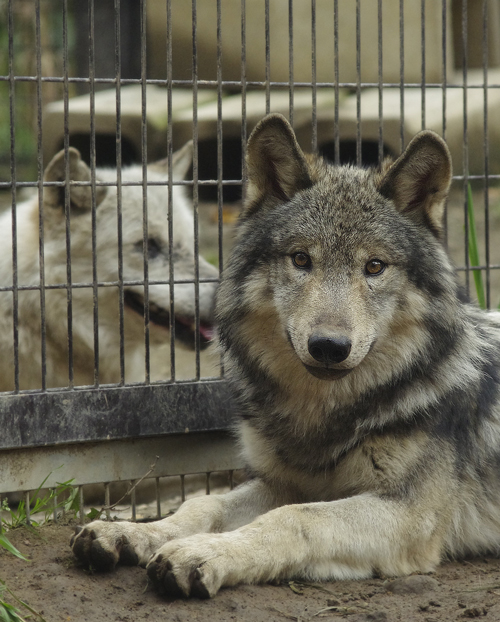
245,113,312,213
377,131,452,238
150,140,193,180
43,147,107,211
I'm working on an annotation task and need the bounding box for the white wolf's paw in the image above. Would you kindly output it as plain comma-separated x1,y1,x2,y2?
146,535,230,599
71,521,145,571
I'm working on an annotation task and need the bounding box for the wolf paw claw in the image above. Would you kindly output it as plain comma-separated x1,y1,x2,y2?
147,556,186,598
190,568,211,599
70,524,139,571
146,554,212,599
71,526,118,571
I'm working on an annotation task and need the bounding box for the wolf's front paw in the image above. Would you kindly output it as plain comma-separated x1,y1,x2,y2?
70,521,141,571
146,536,229,599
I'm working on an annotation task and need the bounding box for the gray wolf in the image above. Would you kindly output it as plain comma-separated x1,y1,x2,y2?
0,143,217,390
71,113,500,598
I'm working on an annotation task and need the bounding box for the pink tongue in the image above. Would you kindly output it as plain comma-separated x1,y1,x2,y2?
199,322,214,342
176,316,214,342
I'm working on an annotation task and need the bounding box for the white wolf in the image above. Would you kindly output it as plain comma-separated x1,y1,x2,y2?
0,143,218,390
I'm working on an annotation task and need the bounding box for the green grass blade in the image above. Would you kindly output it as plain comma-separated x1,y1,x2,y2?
0,581,46,622
467,184,486,309
0,601,25,622
0,535,28,562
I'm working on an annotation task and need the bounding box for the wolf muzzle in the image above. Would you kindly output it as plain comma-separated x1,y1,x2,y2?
308,335,352,365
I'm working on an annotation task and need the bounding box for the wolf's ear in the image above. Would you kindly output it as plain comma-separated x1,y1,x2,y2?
43,147,107,211
377,131,452,238
150,140,193,180
245,113,312,213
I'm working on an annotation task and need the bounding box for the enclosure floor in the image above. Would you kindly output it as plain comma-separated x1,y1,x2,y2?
2,523,500,621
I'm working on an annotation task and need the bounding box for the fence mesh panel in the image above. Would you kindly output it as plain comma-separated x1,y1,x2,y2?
0,0,499,520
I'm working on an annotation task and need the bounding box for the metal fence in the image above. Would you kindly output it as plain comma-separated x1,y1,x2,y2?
1,0,499,522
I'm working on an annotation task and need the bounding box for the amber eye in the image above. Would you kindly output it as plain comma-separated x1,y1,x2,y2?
292,252,312,269
365,259,386,276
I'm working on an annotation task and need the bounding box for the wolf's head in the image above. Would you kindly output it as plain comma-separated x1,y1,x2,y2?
217,114,456,389
41,143,218,352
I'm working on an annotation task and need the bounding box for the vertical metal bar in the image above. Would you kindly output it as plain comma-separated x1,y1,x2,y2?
62,0,74,389
288,0,294,125
462,0,470,295
25,492,31,526
482,0,490,307
421,0,426,129
61,489,67,520
355,0,361,165
216,0,224,345
89,0,100,386
35,0,47,391
155,477,161,518
130,480,137,522
8,0,19,393
180,474,186,503
441,0,448,141
166,0,176,381
191,0,201,380
333,0,340,164
78,486,84,523
442,0,449,244
234,0,246,374
104,483,111,520
140,0,151,383
52,490,58,524
216,1,223,213
377,0,383,164
206,472,211,495
265,0,271,114
399,0,405,150
240,0,247,189
311,0,317,152
115,0,125,384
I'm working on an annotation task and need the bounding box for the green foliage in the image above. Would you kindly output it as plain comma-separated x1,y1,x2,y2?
85,507,102,521
0,581,46,622
0,470,75,622
0,597,25,622
1,474,78,530
0,535,28,562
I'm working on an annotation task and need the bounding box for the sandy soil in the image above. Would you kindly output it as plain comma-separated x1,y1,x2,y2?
1,521,500,622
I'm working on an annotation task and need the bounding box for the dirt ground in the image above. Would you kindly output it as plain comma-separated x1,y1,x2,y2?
1,522,500,622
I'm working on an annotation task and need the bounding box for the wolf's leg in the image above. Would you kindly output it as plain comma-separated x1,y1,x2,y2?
146,493,444,598
71,478,279,570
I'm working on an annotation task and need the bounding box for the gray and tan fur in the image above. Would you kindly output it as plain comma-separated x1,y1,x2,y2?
71,113,500,598
0,143,217,390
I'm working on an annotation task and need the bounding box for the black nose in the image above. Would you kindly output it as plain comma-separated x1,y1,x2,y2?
308,335,352,364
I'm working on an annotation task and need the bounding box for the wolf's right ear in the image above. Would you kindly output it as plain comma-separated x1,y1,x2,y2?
245,114,312,213
43,148,107,211
377,131,452,238
150,140,193,181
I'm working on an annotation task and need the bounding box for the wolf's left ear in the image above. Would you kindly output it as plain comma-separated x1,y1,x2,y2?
245,113,312,213
377,131,452,238
150,140,193,180
43,147,107,211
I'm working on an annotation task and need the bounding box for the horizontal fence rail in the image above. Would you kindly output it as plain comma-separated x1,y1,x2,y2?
0,380,235,450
